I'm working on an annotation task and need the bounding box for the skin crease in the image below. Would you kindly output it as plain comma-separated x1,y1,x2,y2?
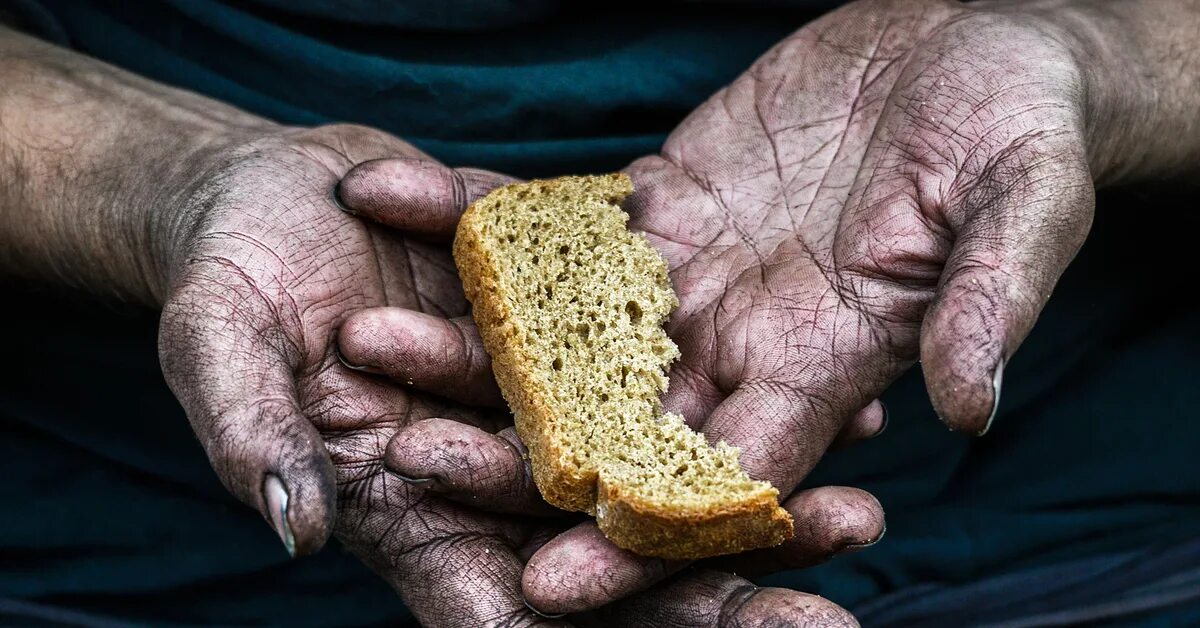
339,0,1200,618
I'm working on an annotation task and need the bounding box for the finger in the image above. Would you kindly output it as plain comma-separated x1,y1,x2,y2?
335,157,517,238
713,486,885,577
831,400,887,449
159,281,336,557
337,307,503,407
579,569,858,628
918,155,1093,435
523,522,686,616
328,417,562,626
701,381,850,497
333,477,564,627
384,418,559,516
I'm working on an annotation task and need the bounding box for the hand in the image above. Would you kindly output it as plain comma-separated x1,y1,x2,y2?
155,124,582,625
527,0,1161,612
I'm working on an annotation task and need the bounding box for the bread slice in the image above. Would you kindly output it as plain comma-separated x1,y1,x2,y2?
453,173,793,559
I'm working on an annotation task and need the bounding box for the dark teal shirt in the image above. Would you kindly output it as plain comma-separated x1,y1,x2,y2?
2,1,1198,626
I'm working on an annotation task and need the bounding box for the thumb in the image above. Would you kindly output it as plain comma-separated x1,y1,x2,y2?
919,147,1094,435
159,276,336,556
334,157,518,238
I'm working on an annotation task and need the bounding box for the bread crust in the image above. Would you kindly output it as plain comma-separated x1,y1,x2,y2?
453,174,793,559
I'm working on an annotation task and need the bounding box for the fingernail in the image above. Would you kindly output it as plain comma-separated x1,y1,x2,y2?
843,523,887,551
263,474,296,557
978,358,1005,437
875,402,889,437
332,182,357,215
334,344,384,375
386,469,435,486
523,598,566,619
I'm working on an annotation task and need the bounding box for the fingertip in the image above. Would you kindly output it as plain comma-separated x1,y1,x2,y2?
383,417,463,473
338,307,453,369
520,562,599,618
714,486,884,576
336,158,393,211
334,307,388,371
337,158,461,236
524,522,680,615
384,419,553,515
919,284,1008,435
336,158,516,237
585,569,858,627
922,350,1004,437
520,572,563,620
202,402,336,558
280,448,338,557
260,449,337,558
833,400,887,448
783,486,885,556
733,587,860,627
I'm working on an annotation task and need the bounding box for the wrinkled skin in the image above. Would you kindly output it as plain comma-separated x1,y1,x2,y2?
156,124,565,626
538,0,1096,609
158,124,860,626
534,0,1095,609
340,0,1098,616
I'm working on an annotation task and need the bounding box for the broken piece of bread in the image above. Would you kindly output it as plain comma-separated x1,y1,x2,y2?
453,173,793,559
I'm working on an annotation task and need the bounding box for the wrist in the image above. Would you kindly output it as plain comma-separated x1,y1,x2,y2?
0,26,279,303
127,126,280,304
984,0,1200,185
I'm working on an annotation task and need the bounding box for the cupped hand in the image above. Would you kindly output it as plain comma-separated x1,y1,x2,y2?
533,0,1097,612
154,124,576,625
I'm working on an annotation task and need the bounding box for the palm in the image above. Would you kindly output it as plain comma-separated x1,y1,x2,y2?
625,0,1091,493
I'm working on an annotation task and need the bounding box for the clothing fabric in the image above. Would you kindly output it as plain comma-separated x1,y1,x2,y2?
1,1,1198,626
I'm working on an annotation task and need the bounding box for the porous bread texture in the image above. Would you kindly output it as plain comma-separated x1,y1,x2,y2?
453,173,793,559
